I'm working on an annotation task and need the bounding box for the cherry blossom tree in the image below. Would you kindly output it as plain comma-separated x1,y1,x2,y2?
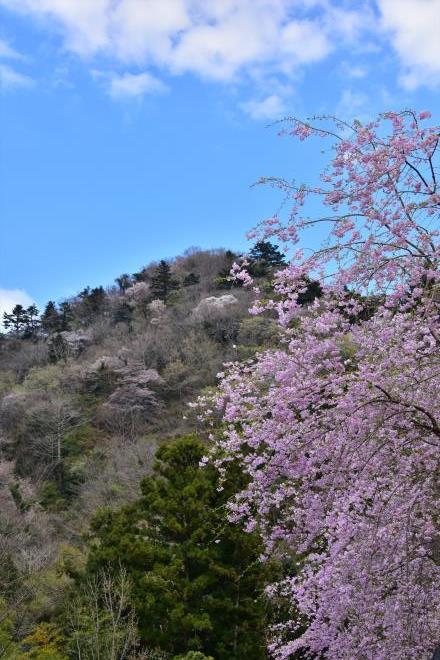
204,111,440,659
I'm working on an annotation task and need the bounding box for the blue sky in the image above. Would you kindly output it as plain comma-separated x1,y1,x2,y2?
1,0,439,314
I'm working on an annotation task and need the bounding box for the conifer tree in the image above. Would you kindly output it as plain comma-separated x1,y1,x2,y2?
150,260,179,301
59,301,73,331
115,273,133,292
23,304,40,338
3,304,28,335
41,301,60,333
87,287,106,313
248,240,286,277
87,436,269,659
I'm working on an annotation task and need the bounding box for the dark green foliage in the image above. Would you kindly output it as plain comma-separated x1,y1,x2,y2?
296,277,323,306
115,273,133,292
214,266,235,289
150,260,180,301
214,251,241,289
87,436,269,659
133,268,149,283
58,302,73,331
175,653,214,660
3,304,30,335
3,304,41,337
79,286,107,316
41,301,61,333
248,241,286,277
24,305,40,338
183,272,200,287
39,481,66,511
9,481,30,513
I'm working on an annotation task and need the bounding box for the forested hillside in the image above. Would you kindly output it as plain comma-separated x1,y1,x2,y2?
0,242,309,659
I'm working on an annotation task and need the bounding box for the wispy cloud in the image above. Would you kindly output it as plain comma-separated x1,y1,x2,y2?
0,63,33,89
241,94,288,120
108,71,168,99
336,88,370,122
378,0,440,88
0,37,24,59
0,36,33,89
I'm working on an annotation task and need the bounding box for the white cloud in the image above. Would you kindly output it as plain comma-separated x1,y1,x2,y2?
108,71,168,98
0,37,24,59
0,38,33,89
4,0,439,99
241,94,288,120
336,88,370,121
280,19,331,66
341,62,368,79
378,0,440,88
0,63,33,89
0,288,34,327
0,0,339,83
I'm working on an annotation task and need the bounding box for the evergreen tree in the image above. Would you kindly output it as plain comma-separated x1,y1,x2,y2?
248,241,286,277
3,304,28,335
41,301,61,333
87,287,106,313
59,302,73,331
183,272,200,287
115,273,133,292
150,260,179,301
214,251,241,290
79,286,107,319
87,436,269,659
21,304,40,338
132,268,148,283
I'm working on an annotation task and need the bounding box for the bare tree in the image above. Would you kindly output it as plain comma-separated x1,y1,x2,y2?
67,567,145,660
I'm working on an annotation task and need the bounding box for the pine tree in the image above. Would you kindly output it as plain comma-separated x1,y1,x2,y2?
41,301,60,333
79,286,106,320
87,287,106,313
3,304,28,335
59,301,73,331
214,251,241,290
23,304,40,338
150,260,179,301
248,241,286,277
115,273,133,292
87,436,269,659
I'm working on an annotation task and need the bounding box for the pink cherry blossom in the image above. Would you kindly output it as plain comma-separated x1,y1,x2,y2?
203,111,440,659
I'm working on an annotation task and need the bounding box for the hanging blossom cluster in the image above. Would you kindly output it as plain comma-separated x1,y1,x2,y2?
203,111,440,659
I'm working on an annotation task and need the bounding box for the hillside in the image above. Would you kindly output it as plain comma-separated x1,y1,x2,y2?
0,244,288,658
